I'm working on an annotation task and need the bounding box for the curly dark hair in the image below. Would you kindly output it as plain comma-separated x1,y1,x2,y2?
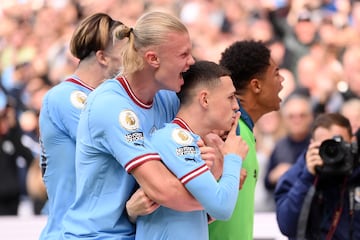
219,40,271,93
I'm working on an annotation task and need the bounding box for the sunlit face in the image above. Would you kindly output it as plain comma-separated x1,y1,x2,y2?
155,32,195,92
313,125,352,143
207,76,239,132
282,98,313,137
341,104,360,135
258,58,284,113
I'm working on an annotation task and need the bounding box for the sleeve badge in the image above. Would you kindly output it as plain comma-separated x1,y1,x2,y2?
119,110,139,131
70,90,87,109
172,128,193,145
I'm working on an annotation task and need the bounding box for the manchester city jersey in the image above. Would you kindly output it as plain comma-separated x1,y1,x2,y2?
39,76,94,239
135,118,243,240
61,77,179,239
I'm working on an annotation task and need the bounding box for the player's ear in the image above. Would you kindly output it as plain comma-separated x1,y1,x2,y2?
95,50,108,66
249,78,261,94
199,90,209,108
145,51,160,68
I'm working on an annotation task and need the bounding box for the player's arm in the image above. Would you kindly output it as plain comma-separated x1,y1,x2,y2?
131,160,203,211
126,188,160,223
185,113,248,219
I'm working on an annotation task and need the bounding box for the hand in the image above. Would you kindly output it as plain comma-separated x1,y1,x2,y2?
222,112,249,160
305,140,324,175
198,138,216,170
126,188,160,223
201,133,225,180
239,168,247,189
268,163,292,185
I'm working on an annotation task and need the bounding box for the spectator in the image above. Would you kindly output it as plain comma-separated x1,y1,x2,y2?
341,44,360,100
340,98,360,138
0,90,35,215
264,92,313,208
254,110,286,212
275,113,360,239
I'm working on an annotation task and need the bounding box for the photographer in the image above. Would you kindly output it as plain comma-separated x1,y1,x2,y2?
275,113,360,240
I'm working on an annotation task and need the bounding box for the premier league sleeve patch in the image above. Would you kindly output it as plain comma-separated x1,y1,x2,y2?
70,90,87,109
119,110,144,146
172,128,193,145
119,110,139,131
172,128,199,163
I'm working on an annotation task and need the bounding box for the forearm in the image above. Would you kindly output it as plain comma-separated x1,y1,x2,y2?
132,160,203,211
187,154,242,220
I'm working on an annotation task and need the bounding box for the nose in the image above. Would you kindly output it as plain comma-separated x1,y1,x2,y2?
188,55,195,66
233,97,239,111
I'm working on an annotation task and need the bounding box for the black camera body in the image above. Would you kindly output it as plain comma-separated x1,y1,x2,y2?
317,136,359,176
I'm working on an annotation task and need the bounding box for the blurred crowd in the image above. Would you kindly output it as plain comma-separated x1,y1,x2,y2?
1,0,360,215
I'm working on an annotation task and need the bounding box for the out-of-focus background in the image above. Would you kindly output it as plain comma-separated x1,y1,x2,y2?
1,0,360,239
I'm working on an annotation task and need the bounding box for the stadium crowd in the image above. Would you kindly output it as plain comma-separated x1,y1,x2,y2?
1,0,360,238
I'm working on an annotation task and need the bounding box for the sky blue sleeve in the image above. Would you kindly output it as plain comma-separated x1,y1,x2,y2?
185,154,242,220
45,83,90,141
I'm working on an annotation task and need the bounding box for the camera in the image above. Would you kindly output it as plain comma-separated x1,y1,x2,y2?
317,136,359,176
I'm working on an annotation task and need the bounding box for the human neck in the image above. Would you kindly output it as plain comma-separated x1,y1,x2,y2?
176,107,210,138
74,63,104,89
124,71,158,104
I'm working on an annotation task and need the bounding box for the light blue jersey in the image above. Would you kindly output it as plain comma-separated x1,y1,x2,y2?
61,77,179,240
39,76,94,240
135,118,243,240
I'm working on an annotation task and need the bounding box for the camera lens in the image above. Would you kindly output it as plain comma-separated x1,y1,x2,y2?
319,139,345,164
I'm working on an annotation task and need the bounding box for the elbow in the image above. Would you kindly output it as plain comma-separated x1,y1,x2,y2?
207,205,234,221
276,210,297,237
146,180,182,206
278,224,297,238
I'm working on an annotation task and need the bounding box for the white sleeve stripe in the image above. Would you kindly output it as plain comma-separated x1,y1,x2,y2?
180,164,209,184
125,153,161,172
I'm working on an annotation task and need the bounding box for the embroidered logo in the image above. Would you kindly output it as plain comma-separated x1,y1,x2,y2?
119,110,139,131
172,128,193,145
70,90,87,109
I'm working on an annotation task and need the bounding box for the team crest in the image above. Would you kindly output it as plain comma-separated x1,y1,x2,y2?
119,110,139,131
70,90,87,109
172,128,193,145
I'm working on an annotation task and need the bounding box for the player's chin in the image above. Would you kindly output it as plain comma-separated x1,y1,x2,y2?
173,84,182,93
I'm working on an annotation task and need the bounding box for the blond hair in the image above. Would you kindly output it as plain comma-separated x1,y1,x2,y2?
122,11,188,74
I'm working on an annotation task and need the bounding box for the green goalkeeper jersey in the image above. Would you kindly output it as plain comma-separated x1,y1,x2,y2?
209,117,259,240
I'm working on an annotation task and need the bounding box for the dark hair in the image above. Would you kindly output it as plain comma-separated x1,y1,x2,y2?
178,60,231,105
70,13,129,60
311,113,352,138
219,40,271,93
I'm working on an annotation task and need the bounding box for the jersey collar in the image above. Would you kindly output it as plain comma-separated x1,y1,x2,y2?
238,99,254,132
117,76,153,109
172,117,194,133
65,75,94,91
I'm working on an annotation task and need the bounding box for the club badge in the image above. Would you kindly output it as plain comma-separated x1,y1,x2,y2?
70,90,87,109
119,110,139,131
